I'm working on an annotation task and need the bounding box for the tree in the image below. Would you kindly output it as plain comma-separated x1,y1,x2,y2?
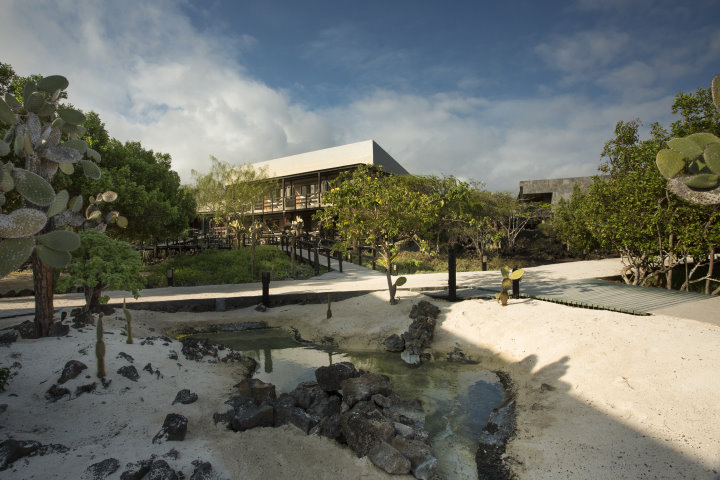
315,165,438,303
55,113,196,242
56,229,143,313
494,192,548,253
0,73,120,335
555,114,720,292
404,174,474,257
461,189,505,261
192,156,273,270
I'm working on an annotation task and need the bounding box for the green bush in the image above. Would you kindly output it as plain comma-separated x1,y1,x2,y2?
144,246,322,287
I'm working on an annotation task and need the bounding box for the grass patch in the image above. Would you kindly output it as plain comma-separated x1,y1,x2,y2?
144,246,323,288
360,250,545,275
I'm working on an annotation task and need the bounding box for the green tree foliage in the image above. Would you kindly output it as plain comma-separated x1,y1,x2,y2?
555,110,720,293
56,112,196,242
191,156,273,242
315,164,439,303
56,229,143,312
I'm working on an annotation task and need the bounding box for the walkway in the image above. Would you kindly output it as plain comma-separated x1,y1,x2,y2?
1,258,718,326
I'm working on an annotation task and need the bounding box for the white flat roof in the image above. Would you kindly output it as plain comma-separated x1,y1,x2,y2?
251,140,409,178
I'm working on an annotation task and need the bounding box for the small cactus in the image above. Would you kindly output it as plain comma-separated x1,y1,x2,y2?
123,298,133,344
496,265,524,306
392,275,407,296
96,313,106,378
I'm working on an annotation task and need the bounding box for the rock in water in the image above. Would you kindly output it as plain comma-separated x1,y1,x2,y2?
315,361,359,391
368,441,412,475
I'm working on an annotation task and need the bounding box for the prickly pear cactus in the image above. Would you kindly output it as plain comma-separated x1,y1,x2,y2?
656,74,720,205
0,74,127,277
496,265,524,306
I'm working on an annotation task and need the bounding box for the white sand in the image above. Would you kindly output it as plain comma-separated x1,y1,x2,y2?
1,262,719,479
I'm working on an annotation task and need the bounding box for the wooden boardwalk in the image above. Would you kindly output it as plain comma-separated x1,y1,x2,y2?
472,278,710,315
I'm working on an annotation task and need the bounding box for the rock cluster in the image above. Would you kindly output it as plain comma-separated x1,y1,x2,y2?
384,300,440,366
214,361,441,479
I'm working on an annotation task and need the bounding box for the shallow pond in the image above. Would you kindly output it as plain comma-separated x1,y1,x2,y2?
205,328,505,480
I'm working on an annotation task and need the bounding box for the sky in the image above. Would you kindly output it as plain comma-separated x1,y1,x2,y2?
1,0,719,192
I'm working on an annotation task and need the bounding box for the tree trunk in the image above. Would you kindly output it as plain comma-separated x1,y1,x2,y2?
386,265,395,304
85,285,102,313
707,247,715,295
32,252,55,337
666,233,674,289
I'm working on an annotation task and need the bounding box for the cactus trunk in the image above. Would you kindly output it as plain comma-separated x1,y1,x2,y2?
96,313,106,378
32,248,54,336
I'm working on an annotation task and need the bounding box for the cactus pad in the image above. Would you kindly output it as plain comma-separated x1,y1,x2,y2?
35,245,72,268
47,190,70,218
86,148,101,162
116,216,128,228
683,174,720,189
0,140,9,158
63,139,88,154
704,143,720,174
509,269,525,280
11,168,56,206
0,237,34,277
37,230,81,252
4,93,21,111
101,191,118,202
0,167,13,192
26,92,46,114
81,160,101,180
40,144,83,164
656,149,686,179
0,208,48,238
37,75,69,93
57,107,86,126
0,98,16,126
667,137,703,160
59,162,74,175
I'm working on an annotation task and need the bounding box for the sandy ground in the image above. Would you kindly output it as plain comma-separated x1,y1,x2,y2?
1,262,719,479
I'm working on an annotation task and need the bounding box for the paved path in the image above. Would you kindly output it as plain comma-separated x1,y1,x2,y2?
1,257,718,325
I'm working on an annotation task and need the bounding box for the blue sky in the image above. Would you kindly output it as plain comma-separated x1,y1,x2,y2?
2,0,719,191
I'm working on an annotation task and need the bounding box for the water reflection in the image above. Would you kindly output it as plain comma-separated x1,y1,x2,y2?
198,329,505,480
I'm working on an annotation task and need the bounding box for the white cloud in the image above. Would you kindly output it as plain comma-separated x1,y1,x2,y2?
0,0,690,194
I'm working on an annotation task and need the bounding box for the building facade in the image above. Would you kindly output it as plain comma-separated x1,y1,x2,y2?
247,140,409,232
516,176,601,204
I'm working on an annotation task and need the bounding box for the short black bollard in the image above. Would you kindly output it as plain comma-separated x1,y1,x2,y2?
482,255,487,272
448,246,457,302
262,271,271,307
512,278,520,299
166,268,174,287
338,252,343,273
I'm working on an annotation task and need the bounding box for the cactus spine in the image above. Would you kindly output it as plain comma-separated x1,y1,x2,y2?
123,298,133,344
96,312,106,378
